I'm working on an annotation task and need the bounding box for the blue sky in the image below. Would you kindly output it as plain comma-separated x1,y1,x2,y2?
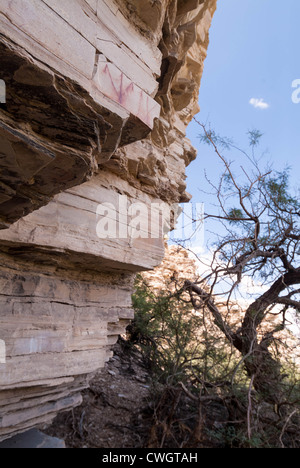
186,0,300,209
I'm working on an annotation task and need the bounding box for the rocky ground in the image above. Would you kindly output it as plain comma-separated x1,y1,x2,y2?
45,341,152,448
44,337,300,449
44,338,231,449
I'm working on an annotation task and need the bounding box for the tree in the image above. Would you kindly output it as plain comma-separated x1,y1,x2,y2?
130,274,204,384
183,120,300,404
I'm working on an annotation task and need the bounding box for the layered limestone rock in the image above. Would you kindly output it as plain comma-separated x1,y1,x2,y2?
0,0,217,440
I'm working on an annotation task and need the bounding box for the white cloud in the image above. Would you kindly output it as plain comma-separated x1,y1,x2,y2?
249,97,270,110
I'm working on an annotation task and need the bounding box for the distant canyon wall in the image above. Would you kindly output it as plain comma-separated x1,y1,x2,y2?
0,0,217,440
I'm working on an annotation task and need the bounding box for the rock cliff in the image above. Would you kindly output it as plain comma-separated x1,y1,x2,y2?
0,0,217,440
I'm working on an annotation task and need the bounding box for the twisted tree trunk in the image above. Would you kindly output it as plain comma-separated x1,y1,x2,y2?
184,280,290,404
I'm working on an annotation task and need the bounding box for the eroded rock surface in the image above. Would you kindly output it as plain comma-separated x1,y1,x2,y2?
0,0,217,441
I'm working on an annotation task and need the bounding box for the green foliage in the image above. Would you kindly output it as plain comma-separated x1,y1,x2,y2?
131,275,203,384
198,128,233,150
130,274,300,448
209,425,269,449
227,208,244,223
264,169,299,209
130,275,248,390
247,129,264,147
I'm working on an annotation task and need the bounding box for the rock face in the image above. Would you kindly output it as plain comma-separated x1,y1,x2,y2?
0,0,217,441
143,242,200,292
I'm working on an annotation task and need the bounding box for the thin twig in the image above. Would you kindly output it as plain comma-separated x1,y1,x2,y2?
279,409,298,448
247,375,255,441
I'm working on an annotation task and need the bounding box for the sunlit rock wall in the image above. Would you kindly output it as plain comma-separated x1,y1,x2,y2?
0,0,217,440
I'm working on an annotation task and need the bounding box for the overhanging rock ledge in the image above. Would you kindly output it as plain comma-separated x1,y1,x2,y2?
0,0,217,441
